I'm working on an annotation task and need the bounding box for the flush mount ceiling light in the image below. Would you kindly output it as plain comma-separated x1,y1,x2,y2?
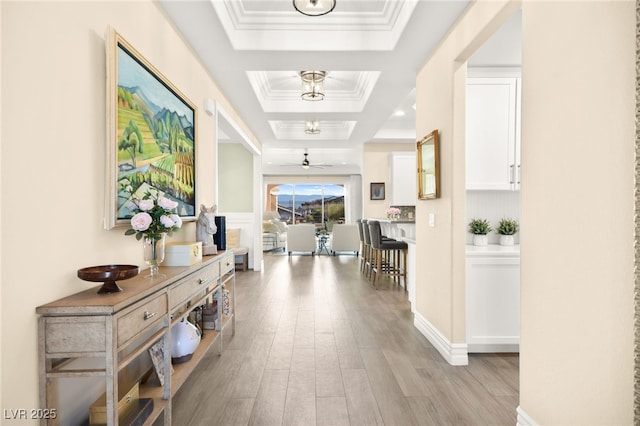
305,120,321,134
293,0,336,16
299,71,326,101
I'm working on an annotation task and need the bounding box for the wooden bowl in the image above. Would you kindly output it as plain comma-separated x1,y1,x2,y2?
77,264,140,294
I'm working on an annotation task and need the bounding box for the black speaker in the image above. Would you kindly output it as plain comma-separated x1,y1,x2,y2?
214,216,226,250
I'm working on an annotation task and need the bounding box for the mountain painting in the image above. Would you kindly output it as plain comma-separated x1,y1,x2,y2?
115,41,196,221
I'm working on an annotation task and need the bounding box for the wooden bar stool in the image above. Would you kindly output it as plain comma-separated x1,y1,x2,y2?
356,219,369,274
367,220,407,288
362,219,375,280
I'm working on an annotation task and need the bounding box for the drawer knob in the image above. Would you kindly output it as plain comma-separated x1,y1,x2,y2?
143,311,157,320
198,278,208,285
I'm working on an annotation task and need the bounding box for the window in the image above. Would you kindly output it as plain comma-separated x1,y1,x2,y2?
266,183,345,229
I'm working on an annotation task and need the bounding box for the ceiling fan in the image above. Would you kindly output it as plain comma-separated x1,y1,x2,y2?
282,153,333,170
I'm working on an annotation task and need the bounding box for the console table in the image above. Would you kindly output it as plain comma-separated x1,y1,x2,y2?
36,251,235,425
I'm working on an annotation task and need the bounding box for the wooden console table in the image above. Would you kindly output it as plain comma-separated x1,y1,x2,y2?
36,251,235,425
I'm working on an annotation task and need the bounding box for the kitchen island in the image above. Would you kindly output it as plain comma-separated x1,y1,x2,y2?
369,218,416,240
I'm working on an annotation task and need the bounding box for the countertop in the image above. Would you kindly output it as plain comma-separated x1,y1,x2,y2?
367,218,416,224
466,244,520,257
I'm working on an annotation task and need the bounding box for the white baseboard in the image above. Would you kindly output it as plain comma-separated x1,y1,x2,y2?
468,343,519,353
413,311,468,365
516,406,537,426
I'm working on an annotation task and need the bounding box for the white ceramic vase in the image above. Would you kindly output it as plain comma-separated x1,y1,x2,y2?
499,234,515,246
473,234,488,246
170,319,201,364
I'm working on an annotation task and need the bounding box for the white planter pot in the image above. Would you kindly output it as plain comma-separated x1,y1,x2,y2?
473,234,488,246
499,234,515,246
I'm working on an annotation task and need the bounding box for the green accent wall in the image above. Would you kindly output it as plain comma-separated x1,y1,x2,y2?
219,143,253,212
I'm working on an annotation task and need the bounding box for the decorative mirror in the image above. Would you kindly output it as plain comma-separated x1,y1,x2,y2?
417,129,440,199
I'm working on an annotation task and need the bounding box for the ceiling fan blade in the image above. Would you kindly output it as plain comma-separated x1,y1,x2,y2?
277,153,334,169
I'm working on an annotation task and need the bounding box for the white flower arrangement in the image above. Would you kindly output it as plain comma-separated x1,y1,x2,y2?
124,188,182,241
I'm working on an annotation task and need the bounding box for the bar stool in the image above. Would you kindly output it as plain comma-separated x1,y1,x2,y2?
367,220,407,288
356,219,368,274
362,219,374,279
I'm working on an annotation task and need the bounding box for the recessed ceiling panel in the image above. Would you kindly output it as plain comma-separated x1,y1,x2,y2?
269,120,356,140
247,70,380,113
211,0,418,51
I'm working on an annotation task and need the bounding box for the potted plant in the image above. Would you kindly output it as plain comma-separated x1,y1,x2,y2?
468,218,491,246
496,218,519,246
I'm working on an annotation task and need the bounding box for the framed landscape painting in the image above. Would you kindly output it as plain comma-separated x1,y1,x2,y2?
105,28,196,229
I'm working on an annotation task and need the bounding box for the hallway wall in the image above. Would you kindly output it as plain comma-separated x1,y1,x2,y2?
1,0,260,416
415,0,634,423
519,1,634,423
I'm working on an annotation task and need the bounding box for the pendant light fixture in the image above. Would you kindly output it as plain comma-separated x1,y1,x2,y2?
305,120,321,134
299,71,326,101
293,0,336,16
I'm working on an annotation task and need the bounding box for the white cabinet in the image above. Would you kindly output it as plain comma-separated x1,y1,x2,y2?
466,77,521,190
389,152,416,205
466,245,520,353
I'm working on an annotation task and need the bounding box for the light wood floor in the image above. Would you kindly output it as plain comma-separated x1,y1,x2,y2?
172,253,519,425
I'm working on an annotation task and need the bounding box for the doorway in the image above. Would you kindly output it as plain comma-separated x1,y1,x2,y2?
464,9,522,354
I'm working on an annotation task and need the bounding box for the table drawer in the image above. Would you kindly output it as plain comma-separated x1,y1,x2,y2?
45,317,106,354
220,253,234,276
117,293,167,347
169,263,219,311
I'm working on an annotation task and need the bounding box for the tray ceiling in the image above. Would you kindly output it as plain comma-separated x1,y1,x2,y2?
159,0,479,174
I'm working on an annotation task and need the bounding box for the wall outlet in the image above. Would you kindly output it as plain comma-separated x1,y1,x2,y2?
429,213,435,227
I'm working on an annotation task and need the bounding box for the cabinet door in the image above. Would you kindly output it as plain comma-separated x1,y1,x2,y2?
466,78,518,190
466,256,520,352
390,152,417,205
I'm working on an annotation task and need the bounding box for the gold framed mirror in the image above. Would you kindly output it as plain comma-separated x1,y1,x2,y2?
417,129,440,200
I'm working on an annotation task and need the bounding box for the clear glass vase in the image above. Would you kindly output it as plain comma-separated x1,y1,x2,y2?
143,234,166,278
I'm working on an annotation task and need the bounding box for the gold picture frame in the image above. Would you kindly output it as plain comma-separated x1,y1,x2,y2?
105,27,197,229
417,129,440,200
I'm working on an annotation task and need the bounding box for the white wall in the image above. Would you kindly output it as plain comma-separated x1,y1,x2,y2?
1,0,260,418
415,0,634,423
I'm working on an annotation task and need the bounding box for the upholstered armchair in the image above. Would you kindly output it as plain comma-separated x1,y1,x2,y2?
330,223,360,255
286,224,317,256
262,211,287,252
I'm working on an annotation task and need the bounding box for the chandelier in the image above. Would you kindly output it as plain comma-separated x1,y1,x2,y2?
293,0,336,16
305,120,321,134
299,71,326,101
